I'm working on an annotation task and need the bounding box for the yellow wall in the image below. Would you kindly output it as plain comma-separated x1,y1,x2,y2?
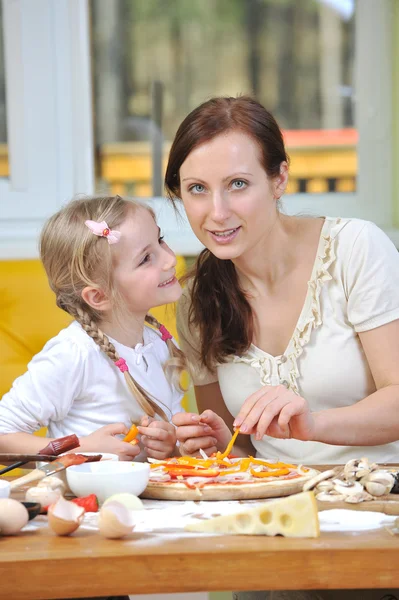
0,257,188,405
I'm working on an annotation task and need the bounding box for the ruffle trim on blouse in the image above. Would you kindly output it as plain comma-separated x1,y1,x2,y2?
230,223,338,394
287,230,337,393
232,352,275,387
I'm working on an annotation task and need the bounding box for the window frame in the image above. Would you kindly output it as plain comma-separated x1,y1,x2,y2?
0,0,396,258
0,0,94,258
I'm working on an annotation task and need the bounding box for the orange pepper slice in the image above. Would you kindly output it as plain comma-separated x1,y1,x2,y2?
217,428,240,460
123,424,139,443
178,456,215,468
249,457,297,469
250,468,290,478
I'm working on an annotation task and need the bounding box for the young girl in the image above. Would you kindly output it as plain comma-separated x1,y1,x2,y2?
0,195,185,460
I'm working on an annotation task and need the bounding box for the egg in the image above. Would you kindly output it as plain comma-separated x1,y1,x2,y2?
25,486,62,509
98,493,143,539
0,499,29,535
47,495,85,536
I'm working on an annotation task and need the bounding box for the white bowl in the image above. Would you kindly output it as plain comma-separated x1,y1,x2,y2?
0,480,10,498
36,452,119,491
66,461,150,504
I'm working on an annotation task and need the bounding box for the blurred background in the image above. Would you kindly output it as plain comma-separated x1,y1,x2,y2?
90,0,356,197
1,0,357,198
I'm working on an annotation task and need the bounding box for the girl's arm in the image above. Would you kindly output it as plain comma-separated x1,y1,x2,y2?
0,432,58,453
0,341,85,452
0,339,139,459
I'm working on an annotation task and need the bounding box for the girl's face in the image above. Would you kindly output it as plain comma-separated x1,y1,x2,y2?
179,130,287,261
111,207,181,315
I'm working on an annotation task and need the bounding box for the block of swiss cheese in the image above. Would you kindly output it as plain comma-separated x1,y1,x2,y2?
185,491,320,537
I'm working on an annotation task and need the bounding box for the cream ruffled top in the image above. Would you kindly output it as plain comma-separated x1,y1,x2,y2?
177,217,399,464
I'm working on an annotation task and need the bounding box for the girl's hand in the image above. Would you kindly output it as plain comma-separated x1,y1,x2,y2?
138,416,177,460
81,423,141,460
172,410,232,457
233,385,315,441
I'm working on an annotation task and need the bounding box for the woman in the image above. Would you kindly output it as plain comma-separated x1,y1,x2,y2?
166,96,399,599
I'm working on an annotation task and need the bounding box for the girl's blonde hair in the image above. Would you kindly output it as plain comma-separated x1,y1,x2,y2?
40,195,185,421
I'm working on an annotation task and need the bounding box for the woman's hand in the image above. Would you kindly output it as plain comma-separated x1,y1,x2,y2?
172,409,232,456
233,385,315,441
137,416,177,460
80,423,141,460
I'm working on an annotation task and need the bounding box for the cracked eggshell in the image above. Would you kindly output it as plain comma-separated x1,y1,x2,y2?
98,501,138,539
0,499,29,535
47,496,85,536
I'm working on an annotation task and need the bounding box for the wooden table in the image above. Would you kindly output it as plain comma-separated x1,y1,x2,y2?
1,467,399,599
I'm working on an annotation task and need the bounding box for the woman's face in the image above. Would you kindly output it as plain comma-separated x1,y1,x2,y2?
179,130,287,261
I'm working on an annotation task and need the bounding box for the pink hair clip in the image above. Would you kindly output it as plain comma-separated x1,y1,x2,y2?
85,220,121,245
114,358,129,373
159,324,173,343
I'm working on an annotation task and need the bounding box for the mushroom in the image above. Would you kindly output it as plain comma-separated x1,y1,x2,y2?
344,491,373,504
315,480,334,493
315,491,346,503
343,458,372,481
302,468,338,492
332,479,364,496
362,471,394,497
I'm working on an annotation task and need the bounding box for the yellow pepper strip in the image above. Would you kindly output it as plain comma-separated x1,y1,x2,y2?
250,468,290,478
218,428,240,460
177,456,214,468
248,457,297,469
123,424,139,443
215,458,236,467
239,458,251,471
217,468,242,476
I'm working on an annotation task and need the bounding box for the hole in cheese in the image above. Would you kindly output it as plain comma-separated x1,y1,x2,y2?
259,510,273,525
280,513,292,528
236,513,252,530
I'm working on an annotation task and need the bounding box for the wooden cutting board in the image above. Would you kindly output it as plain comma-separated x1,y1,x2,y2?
317,494,399,515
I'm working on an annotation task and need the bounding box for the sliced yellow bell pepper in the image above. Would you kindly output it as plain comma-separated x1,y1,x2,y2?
217,428,240,460
250,468,290,478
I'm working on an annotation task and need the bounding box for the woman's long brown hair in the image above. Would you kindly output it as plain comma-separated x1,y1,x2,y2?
165,96,289,371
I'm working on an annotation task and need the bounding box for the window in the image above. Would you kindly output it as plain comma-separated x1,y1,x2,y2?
0,1,7,179
91,0,356,198
0,0,394,258
0,1,94,258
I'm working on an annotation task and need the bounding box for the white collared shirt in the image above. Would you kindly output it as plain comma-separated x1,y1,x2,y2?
0,322,183,438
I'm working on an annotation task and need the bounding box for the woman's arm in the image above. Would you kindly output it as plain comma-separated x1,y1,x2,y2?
235,320,399,446
313,319,399,445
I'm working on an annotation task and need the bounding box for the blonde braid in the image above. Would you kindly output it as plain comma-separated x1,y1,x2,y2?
72,307,169,420
145,314,187,391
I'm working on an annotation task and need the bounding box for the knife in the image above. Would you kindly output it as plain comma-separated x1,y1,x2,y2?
0,434,80,476
9,453,102,490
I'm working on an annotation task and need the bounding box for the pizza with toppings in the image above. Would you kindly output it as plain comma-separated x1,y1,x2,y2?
141,429,319,501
